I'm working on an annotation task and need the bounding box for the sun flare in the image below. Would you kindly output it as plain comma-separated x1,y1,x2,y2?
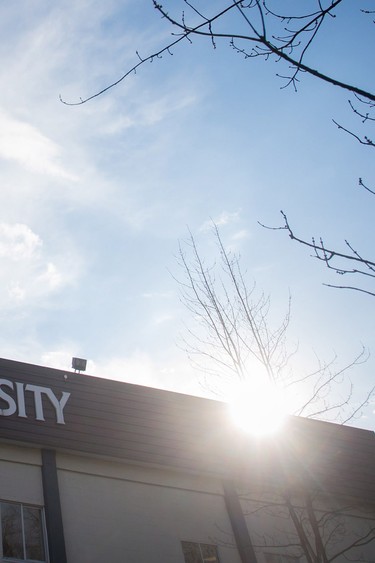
228,378,287,436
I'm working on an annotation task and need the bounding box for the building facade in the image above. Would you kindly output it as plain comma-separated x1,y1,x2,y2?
0,358,374,563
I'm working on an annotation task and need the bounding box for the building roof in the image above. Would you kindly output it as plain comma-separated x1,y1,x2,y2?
0,358,374,503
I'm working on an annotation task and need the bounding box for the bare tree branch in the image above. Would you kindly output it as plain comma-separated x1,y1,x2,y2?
240,491,375,563
332,119,375,147
61,1,375,108
176,224,372,422
260,210,375,297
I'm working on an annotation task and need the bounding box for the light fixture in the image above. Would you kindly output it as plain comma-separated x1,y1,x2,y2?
72,357,87,373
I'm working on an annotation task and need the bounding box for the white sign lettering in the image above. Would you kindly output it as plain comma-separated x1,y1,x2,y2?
0,379,70,424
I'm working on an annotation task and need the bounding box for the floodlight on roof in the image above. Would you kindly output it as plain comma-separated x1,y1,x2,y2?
72,357,87,373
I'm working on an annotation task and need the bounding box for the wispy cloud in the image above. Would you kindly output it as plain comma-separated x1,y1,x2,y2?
0,223,41,260
37,262,64,291
200,211,241,232
0,223,82,309
139,94,197,126
79,351,204,396
41,348,77,372
99,91,197,135
231,229,250,241
225,228,251,252
142,291,173,299
0,110,76,179
152,313,175,326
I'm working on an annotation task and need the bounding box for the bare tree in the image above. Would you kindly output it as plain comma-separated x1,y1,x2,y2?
176,223,372,423
61,1,375,108
177,226,291,387
178,225,375,562
245,490,375,562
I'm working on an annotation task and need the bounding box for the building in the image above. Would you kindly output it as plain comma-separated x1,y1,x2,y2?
0,357,374,563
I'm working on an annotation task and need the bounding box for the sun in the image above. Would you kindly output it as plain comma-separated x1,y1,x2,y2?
228,378,287,436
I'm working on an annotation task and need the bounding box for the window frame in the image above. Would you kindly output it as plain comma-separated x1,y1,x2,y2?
181,540,220,563
0,500,48,563
264,553,301,563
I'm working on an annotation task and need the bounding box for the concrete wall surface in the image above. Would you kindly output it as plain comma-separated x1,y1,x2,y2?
0,443,43,505
56,452,242,563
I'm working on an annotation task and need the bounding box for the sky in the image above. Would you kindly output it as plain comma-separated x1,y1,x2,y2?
0,1,374,428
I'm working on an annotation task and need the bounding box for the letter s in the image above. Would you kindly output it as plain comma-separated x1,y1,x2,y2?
0,379,16,416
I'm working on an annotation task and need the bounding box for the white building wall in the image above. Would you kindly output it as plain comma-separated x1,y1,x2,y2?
1,443,374,563
0,443,43,505
56,452,243,563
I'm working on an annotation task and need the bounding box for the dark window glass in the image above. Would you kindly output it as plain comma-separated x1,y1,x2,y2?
182,541,219,563
181,541,202,563
24,507,45,561
264,554,300,563
1,502,46,562
1,502,23,558
201,543,219,562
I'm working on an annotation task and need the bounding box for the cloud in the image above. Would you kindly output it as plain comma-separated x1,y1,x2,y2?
41,349,75,372
200,211,241,232
139,94,197,126
152,313,175,326
39,350,176,388
99,91,197,136
142,291,173,299
77,351,205,397
37,262,64,290
0,223,82,309
224,229,251,253
7,284,25,302
36,347,201,400
231,229,250,241
0,110,76,179
0,223,42,260
89,353,159,385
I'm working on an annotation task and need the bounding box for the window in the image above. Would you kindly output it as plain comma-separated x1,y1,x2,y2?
264,554,300,563
0,501,46,562
181,541,220,563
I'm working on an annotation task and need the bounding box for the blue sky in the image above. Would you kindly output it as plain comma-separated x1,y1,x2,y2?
0,1,374,427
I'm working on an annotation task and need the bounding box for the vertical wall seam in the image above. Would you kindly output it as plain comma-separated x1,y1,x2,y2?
222,480,258,563
41,449,67,563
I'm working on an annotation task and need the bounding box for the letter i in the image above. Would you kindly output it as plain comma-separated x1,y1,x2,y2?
15,382,27,418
